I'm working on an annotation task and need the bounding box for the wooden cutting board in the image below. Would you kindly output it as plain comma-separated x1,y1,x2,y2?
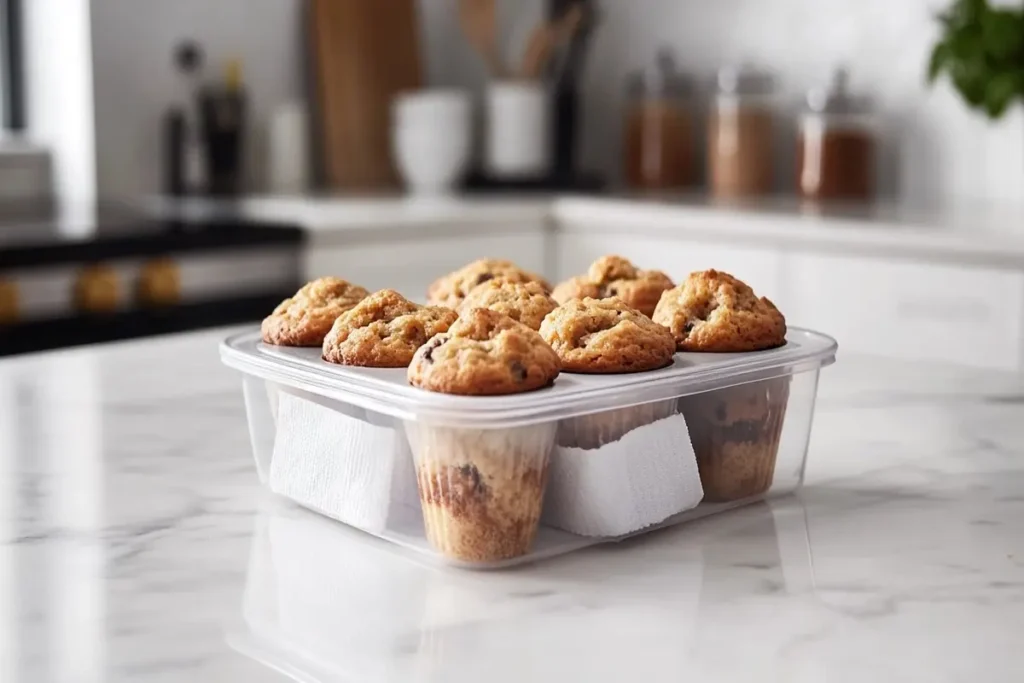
309,0,423,190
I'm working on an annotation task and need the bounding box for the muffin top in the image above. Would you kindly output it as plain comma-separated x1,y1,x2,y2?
262,277,370,346
551,255,674,317
322,289,457,367
427,258,550,309
539,297,676,373
408,308,560,395
652,269,786,352
458,279,558,330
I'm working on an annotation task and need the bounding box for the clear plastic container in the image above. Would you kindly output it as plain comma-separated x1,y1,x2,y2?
220,327,837,568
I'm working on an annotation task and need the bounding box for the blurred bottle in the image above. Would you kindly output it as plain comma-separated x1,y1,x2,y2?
164,40,207,196
797,68,876,202
623,48,696,192
708,64,776,199
200,59,248,196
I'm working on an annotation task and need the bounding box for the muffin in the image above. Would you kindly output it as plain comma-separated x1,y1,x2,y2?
0,278,18,323
137,258,181,306
652,269,786,352
261,277,370,347
540,297,676,448
654,269,789,502
458,279,557,330
406,308,560,562
409,308,560,395
75,264,120,313
426,258,550,309
322,289,457,367
552,255,674,317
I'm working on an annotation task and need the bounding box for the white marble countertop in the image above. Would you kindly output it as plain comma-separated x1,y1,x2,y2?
2,330,1024,682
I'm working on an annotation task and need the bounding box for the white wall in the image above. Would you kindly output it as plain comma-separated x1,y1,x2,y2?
23,0,96,205
89,0,305,200
89,0,1023,206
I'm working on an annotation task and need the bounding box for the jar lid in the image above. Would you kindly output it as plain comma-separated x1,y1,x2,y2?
716,64,775,96
805,67,872,114
626,47,693,97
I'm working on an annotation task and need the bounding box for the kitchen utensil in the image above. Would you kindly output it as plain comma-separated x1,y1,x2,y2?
310,0,423,190
519,4,583,81
458,0,504,77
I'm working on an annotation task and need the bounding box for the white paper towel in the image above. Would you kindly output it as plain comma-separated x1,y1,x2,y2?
269,393,420,534
542,414,703,538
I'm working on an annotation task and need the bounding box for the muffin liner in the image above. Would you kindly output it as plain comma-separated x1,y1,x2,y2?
269,391,420,533
404,422,556,563
680,376,791,502
544,406,703,537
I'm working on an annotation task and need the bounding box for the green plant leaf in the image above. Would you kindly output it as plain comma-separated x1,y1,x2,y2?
983,72,1023,118
981,9,1024,61
928,43,950,82
951,61,988,106
929,0,1024,119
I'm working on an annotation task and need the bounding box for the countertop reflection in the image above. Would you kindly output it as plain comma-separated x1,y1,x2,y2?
1,329,1022,682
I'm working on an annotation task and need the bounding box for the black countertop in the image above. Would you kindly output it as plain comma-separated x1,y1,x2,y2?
0,200,304,271
0,199,303,355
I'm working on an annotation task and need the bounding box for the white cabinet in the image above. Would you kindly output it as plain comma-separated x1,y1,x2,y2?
787,254,1024,371
555,232,786,304
305,230,548,303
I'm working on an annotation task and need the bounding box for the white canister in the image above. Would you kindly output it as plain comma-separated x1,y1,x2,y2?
267,101,310,194
485,82,550,178
390,89,472,196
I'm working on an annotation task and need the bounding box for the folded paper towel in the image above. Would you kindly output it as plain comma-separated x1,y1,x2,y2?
269,392,420,533
542,414,703,537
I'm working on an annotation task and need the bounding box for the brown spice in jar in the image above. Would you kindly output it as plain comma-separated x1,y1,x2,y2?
708,106,774,198
797,127,874,201
624,100,695,190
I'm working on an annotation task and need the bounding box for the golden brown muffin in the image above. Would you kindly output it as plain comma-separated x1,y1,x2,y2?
322,289,457,367
427,259,550,309
653,269,786,352
261,277,370,347
539,297,675,373
408,308,560,396
681,377,790,502
74,264,120,313
0,278,18,323
137,258,181,306
552,255,674,317
406,421,554,562
458,279,557,330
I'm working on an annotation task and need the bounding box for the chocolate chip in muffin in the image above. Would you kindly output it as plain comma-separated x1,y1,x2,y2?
421,335,448,364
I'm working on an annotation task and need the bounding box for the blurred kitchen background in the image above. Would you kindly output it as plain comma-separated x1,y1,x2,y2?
1,0,1023,368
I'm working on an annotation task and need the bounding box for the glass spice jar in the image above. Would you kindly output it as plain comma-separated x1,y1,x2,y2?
797,68,876,202
623,49,696,191
708,64,776,199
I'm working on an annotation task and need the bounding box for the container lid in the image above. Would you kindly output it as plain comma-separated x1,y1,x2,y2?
626,47,693,98
221,328,837,429
716,63,776,96
804,67,872,115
